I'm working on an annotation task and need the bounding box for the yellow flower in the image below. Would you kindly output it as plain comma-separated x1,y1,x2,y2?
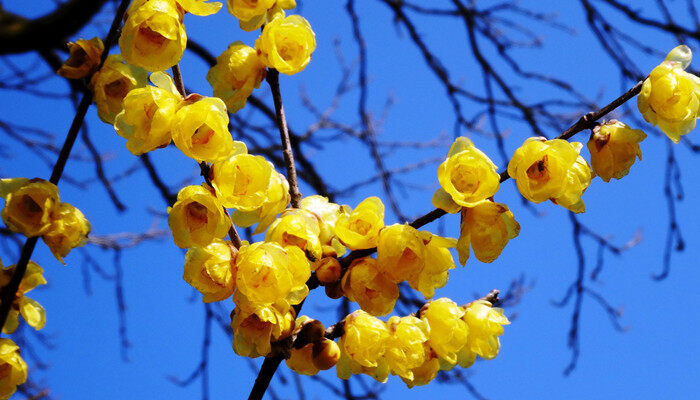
587,120,647,182
207,41,266,113
183,239,236,302
227,0,296,31
120,0,187,72
334,197,385,250
638,45,700,142
176,0,222,16
312,338,340,370
300,195,342,243
1,178,59,237
286,342,319,375
407,232,456,299
211,153,274,210
400,354,440,388
434,137,500,211
57,37,104,79
230,300,295,358
336,336,390,383
265,209,322,260
0,339,27,400
43,202,91,264
90,54,148,124
384,316,430,381
420,298,468,365
235,242,310,305
230,172,289,234
462,300,510,360
172,96,243,162
341,310,389,368
114,72,182,155
255,15,316,75
507,137,592,213
457,201,519,265
167,184,231,248
0,261,46,334
341,257,398,317
376,224,425,284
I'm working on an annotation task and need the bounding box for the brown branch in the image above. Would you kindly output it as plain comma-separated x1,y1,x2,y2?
0,0,131,334
0,0,109,55
266,68,303,208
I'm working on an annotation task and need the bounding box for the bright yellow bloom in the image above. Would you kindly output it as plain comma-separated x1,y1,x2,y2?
120,0,187,72
407,232,457,299
587,120,647,182
384,316,430,381
334,197,384,250
230,300,295,358
114,72,182,155
227,0,296,31
336,336,390,383
211,153,274,210
507,137,592,213
457,201,519,265
300,195,343,244
434,137,500,211
230,172,289,234
341,257,398,317
43,202,91,264
462,300,510,360
341,310,389,368
377,224,425,284
207,41,266,113
0,261,46,334
638,45,700,143
420,298,468,365
183,239,236,302
57,37,104,79
235,242,310,305
255,15,316,75
0,178,59,237
172,97,242,162
265,208,322,260
176,0,222,16
0,339,27,400
168,184,231,248
90,54,148,124
286,342,319,375
400,354,440,388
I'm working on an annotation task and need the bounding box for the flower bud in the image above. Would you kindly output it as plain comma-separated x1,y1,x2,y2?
90,54,148,124
507,137,592,213
1,178,59,237
315,257,341,284
286,343,319,375
324,280,343,299
172,97,244,162
255,15,316,75
183,239,236,302
341,258,398,317
312,338,340,370
58,37,104,79
587,120,646,182
638,45,700,143
43,202,91,264
334,197,385,250
207,41,266,113
168,184,231,248
434,137,500,211
120,0,187,72
457,201,519,265
0,339,28,399
114,71,182,155
295,318,325,345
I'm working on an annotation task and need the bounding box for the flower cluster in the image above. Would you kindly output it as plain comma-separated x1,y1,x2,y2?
0,178,90,263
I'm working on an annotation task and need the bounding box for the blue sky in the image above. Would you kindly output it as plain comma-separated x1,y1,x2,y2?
0,0,699,399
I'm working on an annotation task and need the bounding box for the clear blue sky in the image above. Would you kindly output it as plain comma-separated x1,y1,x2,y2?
0,0,699,399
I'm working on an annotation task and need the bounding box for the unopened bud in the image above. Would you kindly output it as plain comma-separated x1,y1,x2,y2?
312,338,340,370
296,318,325,347
324,280,343,299
315,257,341,284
